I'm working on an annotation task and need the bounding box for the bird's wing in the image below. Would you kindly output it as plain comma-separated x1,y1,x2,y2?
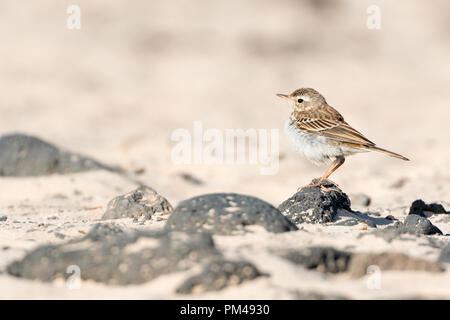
293,110,375,146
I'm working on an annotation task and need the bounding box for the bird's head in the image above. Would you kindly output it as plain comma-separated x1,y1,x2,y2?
277,88,326,111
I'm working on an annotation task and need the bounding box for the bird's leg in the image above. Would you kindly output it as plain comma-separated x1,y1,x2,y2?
299,157,345,192
317,156,345,187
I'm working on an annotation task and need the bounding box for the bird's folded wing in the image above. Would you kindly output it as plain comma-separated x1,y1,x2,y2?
295,117,375,146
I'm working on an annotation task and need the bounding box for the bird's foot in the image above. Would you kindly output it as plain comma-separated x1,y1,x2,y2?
298,183,328,192
297,178,340,193
297,181,330,192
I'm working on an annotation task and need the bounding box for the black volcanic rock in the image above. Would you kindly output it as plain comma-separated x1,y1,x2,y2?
176,259,266,294
278,179,351,224
7,224,220,285
409,199,447,217
0,133,118,176
366,215,443,242
276,245,443,278
403,214,443,235
165,193,298,235
102,186,173,221
438,244,450,263
276,246,352,273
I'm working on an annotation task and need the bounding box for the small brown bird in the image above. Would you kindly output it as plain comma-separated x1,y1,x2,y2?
277,88,409,190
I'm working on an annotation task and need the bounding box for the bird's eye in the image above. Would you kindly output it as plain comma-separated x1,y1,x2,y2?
297,98,304,103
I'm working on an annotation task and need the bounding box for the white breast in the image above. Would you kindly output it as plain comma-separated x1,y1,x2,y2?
283,120,344,165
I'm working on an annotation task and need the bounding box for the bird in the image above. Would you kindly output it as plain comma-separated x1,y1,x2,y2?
277,88,409,190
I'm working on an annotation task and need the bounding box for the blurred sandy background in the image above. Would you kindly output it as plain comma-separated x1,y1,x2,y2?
1,0,449,207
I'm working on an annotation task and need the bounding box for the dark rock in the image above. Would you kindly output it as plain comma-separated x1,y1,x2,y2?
102,186,173,221
385,215,397,221
364,222,405,242
7,223,220,285
0,133,118,176
348,252,443,277
429,203,447,214
84,223,126,242
438,244,450,263
278,179,351,224
349,193,371,207
277,246,351,273
0,216,7,222
409,200,447,217
403,214,443,235
165,193,297,235
365,214,443,242
176,259,265,294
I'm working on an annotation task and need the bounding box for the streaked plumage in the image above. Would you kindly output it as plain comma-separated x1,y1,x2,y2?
277,88,409,188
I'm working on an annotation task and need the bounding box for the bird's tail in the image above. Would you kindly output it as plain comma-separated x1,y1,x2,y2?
365,145,409,161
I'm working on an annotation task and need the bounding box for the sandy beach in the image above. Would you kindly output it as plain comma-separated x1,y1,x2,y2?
0,0,449,299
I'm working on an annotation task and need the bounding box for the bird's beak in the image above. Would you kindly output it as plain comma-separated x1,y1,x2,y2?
276,93,291,102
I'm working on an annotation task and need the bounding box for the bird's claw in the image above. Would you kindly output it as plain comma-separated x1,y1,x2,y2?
297,179,340,193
